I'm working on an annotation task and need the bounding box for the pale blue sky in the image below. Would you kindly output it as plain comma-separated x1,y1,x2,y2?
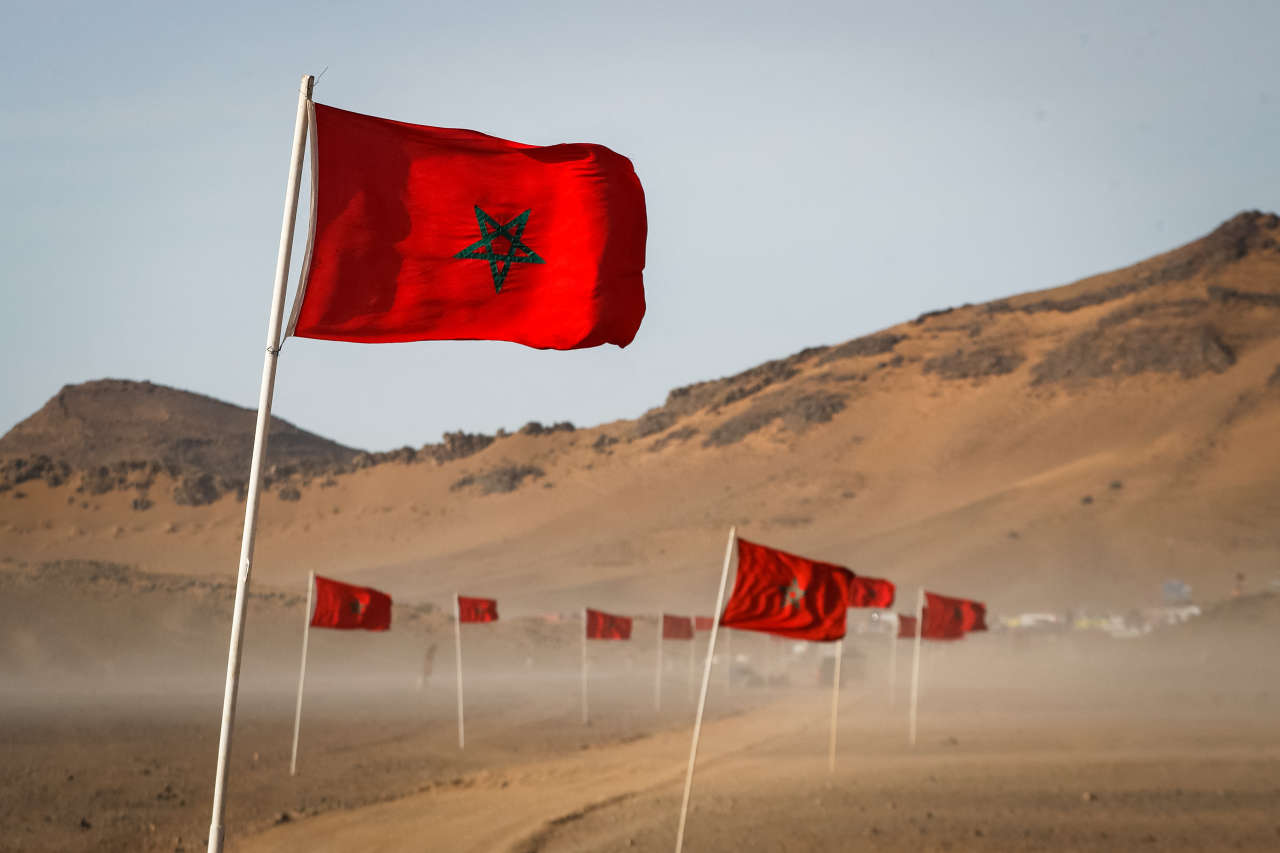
2,0,1276,450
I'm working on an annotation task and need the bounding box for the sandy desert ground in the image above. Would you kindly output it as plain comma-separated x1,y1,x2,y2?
3,568,1277,853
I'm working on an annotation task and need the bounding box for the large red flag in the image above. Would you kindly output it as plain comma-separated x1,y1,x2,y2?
897,614,917,638
288,103,646,350
694,616,715,631
662,614,694,640
719,538,854,642
586,608,632,640
849,575,895,608
458,595,498,624
310,575,392,631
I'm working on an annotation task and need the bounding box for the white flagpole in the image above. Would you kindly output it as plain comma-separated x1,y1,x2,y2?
827,638,843,774
581,607,589,724
908,587,924,747
207,73,313,853
454,593,465,749
674,526,736,853
888,612,898,707
655,611,664,712
289,571,315,776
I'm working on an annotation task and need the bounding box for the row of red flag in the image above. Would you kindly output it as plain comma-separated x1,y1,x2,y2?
308,537,986,644
271,101,990,642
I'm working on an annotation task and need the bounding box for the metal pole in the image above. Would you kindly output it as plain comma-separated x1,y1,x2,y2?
454,594,465,749
289,571,315,776
674,527,736,853
908,587,924,747
581,607,589,724
207,73,313,853
828,638,843,774
655,612,664,712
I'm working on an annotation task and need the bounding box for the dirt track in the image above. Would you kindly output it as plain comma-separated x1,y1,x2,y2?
235,686,1280,853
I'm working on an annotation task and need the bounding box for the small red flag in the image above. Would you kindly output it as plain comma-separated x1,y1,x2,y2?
662,614,694,640
310,575,391,631
897,614,917,638
586,608,632,640
458,595,498,624
849,575,895,608
922,592,969,640
694,616,715,631
719,538,854,642
960,599,988,632
288,103,646,350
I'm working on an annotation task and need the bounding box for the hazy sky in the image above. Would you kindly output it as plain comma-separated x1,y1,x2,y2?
3,0,1277,451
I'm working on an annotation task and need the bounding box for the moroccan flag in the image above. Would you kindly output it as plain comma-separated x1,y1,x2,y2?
458,595,498,624
922,592,968,640
694,616,715,631
310,575,392,631
897,614,917,638
849,575,895,609
662,614,694,640
960,599,988,632
586,608,632,640
287,103,647,350
719,538,854,642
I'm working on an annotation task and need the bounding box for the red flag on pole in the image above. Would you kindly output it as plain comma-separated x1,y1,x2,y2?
662,614,695,640
694,616,714,631
922,592,969,640
960,599,988,632
719,538,854,642
310,575,391,631
458,596,499,624
287,103,646,350
849,575,895,608
586,608,632,640
897,614,917,638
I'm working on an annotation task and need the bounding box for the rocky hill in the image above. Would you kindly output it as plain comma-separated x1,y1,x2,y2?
2,211,1279,613
0,379,368,506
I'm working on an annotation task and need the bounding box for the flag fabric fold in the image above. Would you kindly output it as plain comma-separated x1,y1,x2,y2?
288,103,647,350
849,575,896,609
458,595,499,624
897,614,918,638
922,592,969,640
662,614,694,640
719,538,854,642
310,575,392,631
586,608,632,640
960,599,988,632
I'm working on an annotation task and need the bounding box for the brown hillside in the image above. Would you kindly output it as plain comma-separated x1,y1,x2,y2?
0,378,361,476
2,211,1279,615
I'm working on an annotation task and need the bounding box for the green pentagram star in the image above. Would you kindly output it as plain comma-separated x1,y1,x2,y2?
782,579,806,607
454,205,545,293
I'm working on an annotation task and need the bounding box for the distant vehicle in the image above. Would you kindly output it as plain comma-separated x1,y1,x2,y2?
1010,613,1066,631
